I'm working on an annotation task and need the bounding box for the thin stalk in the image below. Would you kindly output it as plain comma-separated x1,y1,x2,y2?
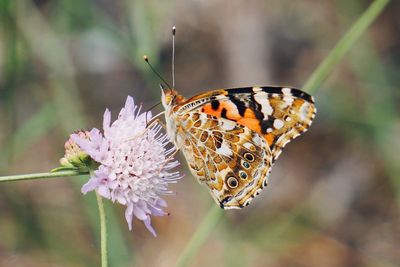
303,0,391,94
96,192,108,267
0,170,85,182
175,205,223,267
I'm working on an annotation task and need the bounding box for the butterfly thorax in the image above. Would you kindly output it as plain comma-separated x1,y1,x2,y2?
161,88,187,147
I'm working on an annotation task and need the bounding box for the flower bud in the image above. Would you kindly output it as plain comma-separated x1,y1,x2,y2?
59,131,94,172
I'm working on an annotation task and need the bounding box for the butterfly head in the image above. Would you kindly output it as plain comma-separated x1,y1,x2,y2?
161,88,186,110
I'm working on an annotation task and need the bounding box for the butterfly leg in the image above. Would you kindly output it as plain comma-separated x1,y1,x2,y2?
148,118,181,163
122,118,166,143
166,147,180,161
146,118,167,131
147,118,181,158
146,111,165,127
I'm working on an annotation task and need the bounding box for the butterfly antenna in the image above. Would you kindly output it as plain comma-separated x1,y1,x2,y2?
143,55,172,89
172,26,176,89
146,101,162,113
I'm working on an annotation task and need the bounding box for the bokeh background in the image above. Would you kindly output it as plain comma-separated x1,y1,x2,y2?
1,1,400,266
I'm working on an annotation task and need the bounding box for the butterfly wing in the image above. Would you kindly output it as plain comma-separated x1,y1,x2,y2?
173,86,316,208
176,86,316,161
177,111,272,208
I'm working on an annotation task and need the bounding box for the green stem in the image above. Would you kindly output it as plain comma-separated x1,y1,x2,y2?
175,205,223,267
303,0,391,94
0,170,85,182
96,192,108,267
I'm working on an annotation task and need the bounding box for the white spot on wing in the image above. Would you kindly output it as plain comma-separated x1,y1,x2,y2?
273,119,284,129
281,88,294,107
283,96,294,105
243,142,255,150
282,88,292,95
221,120,236,131
252,134,263,145
254,92,273,116
216,141,233,157
300,103,310,121
199,113,208,125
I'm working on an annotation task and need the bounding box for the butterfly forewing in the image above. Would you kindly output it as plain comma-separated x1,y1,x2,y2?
178,86,316,160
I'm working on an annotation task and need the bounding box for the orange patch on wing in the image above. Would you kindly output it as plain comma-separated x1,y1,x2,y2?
236,118,261,133
202,101,242,121
264,133,275,146
202,101,264,135
202,105,221,117
292,99,305,111
244,108,256,119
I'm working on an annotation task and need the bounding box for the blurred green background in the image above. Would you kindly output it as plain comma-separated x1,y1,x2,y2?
1,0,399,266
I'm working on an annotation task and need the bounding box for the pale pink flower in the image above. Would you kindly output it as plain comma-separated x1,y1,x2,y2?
71,96,181,236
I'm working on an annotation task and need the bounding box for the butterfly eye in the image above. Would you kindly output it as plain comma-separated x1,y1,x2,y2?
242,161,250,169
239,171,248,180
244,153,254,162
227,176,239,189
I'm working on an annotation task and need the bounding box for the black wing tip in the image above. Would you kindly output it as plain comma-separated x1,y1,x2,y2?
225,87,254,94
260,86,314,103
223,86,315,103
287,88,315,103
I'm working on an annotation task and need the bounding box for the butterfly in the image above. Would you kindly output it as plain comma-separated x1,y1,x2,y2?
161,86,316,209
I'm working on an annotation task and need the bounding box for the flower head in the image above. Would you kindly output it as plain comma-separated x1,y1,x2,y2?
71,96,181,236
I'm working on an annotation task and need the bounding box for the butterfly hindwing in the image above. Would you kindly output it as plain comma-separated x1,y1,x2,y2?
178,112,272,208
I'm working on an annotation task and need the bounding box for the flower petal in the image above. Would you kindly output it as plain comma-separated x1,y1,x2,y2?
143,216,157,237
103,108,111,136
132,205,147,221
81,178,99,194
97,186,111,199
125,204,134,231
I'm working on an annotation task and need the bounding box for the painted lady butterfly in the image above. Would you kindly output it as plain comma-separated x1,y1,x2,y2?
161,86,316,209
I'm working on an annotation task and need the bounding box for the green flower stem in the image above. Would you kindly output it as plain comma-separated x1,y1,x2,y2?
175,205,224,267
0,170,85,182
96,192,108,267
303,0,391,94
175,1,390,266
